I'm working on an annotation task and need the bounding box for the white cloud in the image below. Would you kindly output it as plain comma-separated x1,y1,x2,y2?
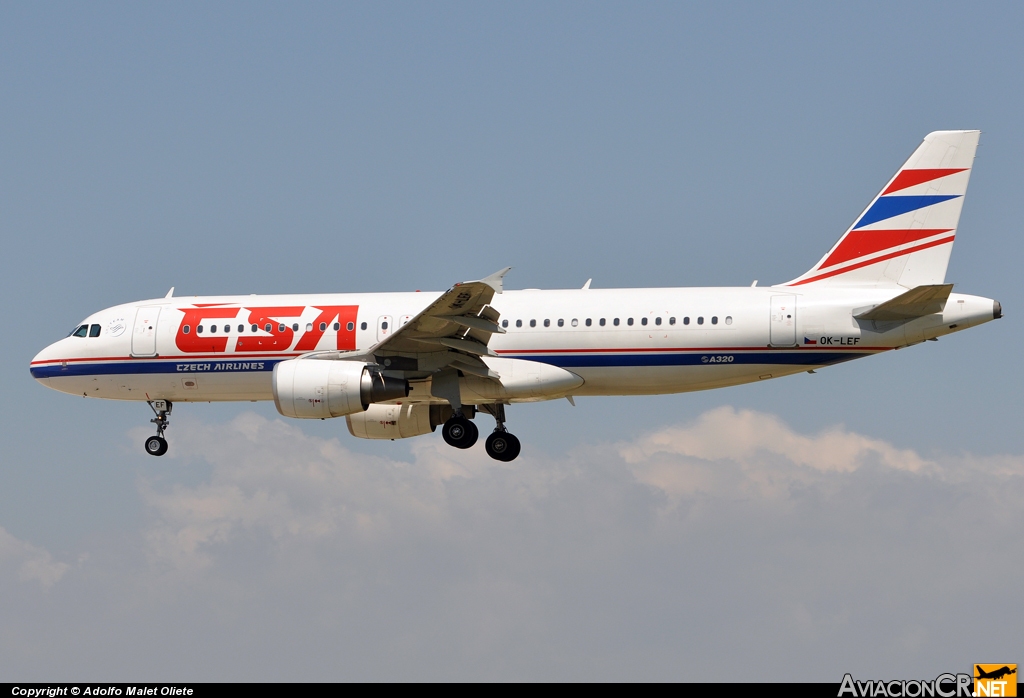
2,407,1023,681
618,406,939,502
0,526,69,588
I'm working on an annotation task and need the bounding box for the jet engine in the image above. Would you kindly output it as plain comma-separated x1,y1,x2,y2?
346,403,455,440
272,359,408,419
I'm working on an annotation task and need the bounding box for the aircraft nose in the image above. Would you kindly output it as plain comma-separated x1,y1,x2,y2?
30,342,59,385
994,300,1003,319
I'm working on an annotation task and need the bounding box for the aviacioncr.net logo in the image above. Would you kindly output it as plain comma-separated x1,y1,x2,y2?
839,673,973,698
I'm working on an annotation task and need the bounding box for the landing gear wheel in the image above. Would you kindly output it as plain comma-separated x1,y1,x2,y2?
145,400,172,456
485,431,521,461
145,435,168,457
442,416,479,449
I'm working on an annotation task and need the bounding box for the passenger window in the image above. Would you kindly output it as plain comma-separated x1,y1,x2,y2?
89,324,101,337
641,317,647,326
502,319,509,328
544,319,550,327
655,317,662,326
345,322,353,331
320,322,327,331
530,320,536,327
571,319,578,327
516,320,523,328
586,318,592,327
683,317,690,325
725,316,733,325
600,318,606,326
292,323,299,332
711,316,718,325
669,317,676,325
613,318,620,326
183,325,191,334
210,325,216,333
381,321,389,330
238,325,244,333
279,324,286,332
697,317,704,325
224,325,230,333
265,324,272,332
557,319,564,327
252,324,258,332
627,318,634,326
307,323,313,332
361,322,368,330
197,325,204,334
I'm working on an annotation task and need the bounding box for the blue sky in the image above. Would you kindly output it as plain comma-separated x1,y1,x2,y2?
1,2,1021,680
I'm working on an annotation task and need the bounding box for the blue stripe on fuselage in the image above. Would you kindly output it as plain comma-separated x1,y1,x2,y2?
506,351,869,368
30,358,285,379
30,351,874,380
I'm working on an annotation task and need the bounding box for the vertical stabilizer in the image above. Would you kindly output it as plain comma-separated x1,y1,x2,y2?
783,130,980,288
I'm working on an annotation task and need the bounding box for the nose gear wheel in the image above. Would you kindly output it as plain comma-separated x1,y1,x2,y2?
145,400,172,457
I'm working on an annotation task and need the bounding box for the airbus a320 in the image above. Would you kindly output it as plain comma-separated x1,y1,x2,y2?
31,131,1001,461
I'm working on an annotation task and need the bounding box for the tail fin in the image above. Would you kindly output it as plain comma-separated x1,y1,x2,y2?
784,130,980,288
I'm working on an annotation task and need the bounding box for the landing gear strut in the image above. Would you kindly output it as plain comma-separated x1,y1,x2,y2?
481,403,521,462
145,400,171,457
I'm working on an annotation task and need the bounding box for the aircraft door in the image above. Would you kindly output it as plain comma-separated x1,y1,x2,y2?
131,306,161,357
769,295,797,347
377,315,394,341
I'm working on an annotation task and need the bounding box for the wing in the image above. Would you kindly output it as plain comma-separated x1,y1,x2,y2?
362,267,511,379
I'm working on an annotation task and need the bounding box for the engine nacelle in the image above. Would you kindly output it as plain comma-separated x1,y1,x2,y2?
346,403,454,440
272,359,409,419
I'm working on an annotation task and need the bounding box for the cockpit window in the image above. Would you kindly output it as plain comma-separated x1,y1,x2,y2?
89,324,101,337
71,325,88,338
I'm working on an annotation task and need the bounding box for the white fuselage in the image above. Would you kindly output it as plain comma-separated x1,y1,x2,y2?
30,285,998,404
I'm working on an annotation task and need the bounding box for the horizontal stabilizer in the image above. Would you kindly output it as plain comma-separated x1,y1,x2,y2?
855,284,953,321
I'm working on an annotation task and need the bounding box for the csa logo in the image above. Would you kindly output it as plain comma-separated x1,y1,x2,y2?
974,665,1017,697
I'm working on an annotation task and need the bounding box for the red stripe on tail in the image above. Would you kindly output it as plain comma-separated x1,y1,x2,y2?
882,168,967,195
820,229,952,269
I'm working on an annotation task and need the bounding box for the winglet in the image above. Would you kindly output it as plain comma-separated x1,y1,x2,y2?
582,279,592,290
165,287,175,298
479,267,512,294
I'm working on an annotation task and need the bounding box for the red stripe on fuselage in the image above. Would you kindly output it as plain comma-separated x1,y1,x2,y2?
30,352,305,366
32,346,890,367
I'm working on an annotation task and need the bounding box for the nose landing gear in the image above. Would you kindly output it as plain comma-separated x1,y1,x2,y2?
145,400,171,456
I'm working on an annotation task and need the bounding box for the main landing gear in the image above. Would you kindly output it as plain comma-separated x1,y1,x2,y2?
145,400,171,457
441,404,520,462
441,413,478,449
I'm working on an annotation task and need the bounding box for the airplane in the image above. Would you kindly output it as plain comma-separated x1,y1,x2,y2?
30,130,1001,461
975,666,1016,681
